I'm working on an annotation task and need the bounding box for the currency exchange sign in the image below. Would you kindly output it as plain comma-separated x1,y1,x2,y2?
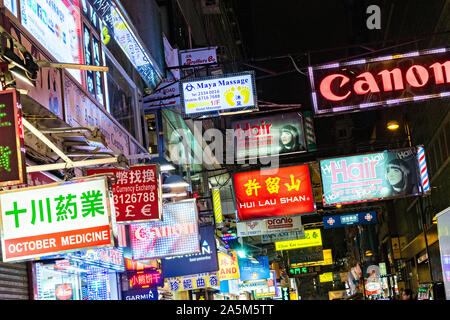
0,90,26,187
0,177,114,262
87,165,162,222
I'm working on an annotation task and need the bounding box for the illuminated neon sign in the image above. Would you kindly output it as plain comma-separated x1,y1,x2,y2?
127,269,163,289
308,48,450,116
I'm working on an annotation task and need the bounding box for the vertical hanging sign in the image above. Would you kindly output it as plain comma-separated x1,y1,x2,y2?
0,90,27,187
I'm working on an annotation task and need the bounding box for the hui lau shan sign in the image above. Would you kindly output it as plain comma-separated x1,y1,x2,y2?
308,47,450,116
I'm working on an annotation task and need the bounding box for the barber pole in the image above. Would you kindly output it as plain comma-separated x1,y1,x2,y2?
417,146,430,195
303,111,317,152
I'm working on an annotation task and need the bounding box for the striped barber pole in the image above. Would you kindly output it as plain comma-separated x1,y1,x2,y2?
303,111,317,152
417,146,430,195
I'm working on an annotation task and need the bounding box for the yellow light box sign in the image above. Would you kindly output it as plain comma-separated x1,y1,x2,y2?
290,249,333,268
275,229,322,251
319,272,333,283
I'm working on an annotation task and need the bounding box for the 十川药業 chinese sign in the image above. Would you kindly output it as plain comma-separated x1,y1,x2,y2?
0,90,26,187
87,165,162,223
0,177,114,262
233,165,315,221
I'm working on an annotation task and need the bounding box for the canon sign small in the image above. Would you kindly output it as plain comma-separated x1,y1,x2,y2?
266,217,294,229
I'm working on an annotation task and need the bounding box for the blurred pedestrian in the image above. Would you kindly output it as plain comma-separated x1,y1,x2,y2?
402,288,415,300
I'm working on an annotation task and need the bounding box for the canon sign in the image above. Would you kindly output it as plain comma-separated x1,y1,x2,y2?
309,48,450,116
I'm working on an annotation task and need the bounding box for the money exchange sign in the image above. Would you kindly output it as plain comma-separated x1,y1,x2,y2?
0,177,114,262
233,165,315,221
87,165,161,222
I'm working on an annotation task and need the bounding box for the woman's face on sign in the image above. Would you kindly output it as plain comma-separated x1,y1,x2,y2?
387,166,403,185
280,131,293,145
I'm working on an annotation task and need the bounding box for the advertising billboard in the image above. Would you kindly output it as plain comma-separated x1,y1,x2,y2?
319,147,422,206
233,165,315,221
275,229,322,251
0,90,26,187
126,269,163,289
122,287,158,300
180,71,258,117
0,177,114,262
218,252,240,281
20,0,83,82
167,272,219,292
87,165,162,223
231,112,307,160
238,256,270,282
161,224,219,278
237,215,304,237
128,199,200,260
308,47,450,116
261,230,306,244
323,210,377,229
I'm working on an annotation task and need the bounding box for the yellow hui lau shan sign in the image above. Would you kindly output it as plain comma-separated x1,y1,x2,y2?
275,229,322,251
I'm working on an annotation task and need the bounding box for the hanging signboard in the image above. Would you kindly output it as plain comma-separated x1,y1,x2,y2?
122,287,158,300
238,256,270,282
231,112,307,160
179,47,218,67
323,210,377,229
161,224,219,278
261,230,306,244
0,177,114,262
287,246,324,265
237,215,304,237
289,265,321,277
87,165,162,223
126,269,163,290
290,249,333,268
218,251,240,281
0,90,26,187
319,272,334,283
254,270,278,298
308,47,450,116
275,229,322,251
234,165,315,221
167,272,219,292
180,71,258,117
319,147,423,206
127,199,200,260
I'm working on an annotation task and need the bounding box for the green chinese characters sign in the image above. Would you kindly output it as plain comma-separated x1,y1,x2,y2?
0,90,26,187
319,147,422,206
0,177,114,262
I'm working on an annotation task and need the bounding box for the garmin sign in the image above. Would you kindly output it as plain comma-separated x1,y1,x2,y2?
308,47,450,116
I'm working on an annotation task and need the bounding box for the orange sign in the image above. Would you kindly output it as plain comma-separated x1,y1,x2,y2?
218,252,240,281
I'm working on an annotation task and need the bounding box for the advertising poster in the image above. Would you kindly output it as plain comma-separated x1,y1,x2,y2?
320,147,422,206
308,47,450,116
0,177,114,262
232,112,307,160
181,71,257,117
122,287,158,301
234,165,315,221
167,272,219,292
0,90,27,187
218,252,240,281
87,165,162,223
323,211,377,229
20,0,83,82
161,225,219,278
128,199,200,260
238,256,270,282
237,215,303,237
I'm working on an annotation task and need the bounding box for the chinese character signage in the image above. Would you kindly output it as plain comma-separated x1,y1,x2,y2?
254,270,278,298
218,252,240,281
0,90,26,187
290,249,333,268
234,165,315,221
128,199,200,260
320,147,422,206
288,246,324,265
237,215,303,237
126,269,163,289
0,177,114,262
238,256,270,282
289,265,321,276
181,71,258,117
261,230,305,244
167,272,219,292
308,47,450,116
87,165,162,222
231,112,307,160
161,224,219,278
323,211,377,229
20,0,83,82
275,229,322,251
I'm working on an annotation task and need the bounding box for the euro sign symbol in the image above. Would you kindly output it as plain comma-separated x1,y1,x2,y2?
125,205,135,217
141,204,152,216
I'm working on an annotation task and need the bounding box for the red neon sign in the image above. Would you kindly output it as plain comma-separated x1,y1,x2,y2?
233,165,315,221
127,270,163,289
309,48,450,116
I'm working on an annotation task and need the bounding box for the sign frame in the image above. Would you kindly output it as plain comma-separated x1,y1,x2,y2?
0,176,116,262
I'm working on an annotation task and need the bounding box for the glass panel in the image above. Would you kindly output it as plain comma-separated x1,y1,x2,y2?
84,25,95,95
92,37,104,105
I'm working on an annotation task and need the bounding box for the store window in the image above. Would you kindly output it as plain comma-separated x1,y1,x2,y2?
104,54,137,140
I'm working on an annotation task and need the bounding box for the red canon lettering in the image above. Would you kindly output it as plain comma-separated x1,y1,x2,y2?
318,59,450,101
